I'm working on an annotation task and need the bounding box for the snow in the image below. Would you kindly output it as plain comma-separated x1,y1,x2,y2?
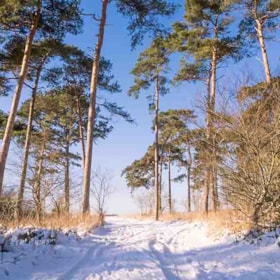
0,216,279,279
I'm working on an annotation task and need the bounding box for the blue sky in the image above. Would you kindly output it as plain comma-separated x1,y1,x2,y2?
1,0,279,214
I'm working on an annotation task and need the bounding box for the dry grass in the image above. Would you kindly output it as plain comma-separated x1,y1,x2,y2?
1,214,100,231
128,210,251,235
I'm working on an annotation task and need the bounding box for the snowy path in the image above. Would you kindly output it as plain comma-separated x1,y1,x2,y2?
1,216,279,279
58,217,210,280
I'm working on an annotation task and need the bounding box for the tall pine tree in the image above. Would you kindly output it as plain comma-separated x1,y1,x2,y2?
129,36,169,220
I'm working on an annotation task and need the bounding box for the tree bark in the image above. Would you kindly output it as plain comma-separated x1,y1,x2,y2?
159,159,163,213
186,142,192,212
75,93,85,167
0,3,41,195
204,73,211,214
34,133,46,224
168,153,172,214
82,0,108,215
154,76,160,220
203,169,210,214
208,36,219,212
16,56,46,220
210,47,217,112
64,128,70,214
251,2,271,84
187,165,191,212
255,19,271,83
213,164,219,210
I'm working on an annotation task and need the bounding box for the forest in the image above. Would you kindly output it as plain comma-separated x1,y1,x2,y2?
0,0,279,232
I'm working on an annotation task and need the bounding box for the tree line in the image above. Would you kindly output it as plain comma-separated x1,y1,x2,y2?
0,0,175,222
122,0,279,228
0,0,279,229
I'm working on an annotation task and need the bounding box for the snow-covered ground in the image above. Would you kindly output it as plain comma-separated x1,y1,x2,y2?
0,216,279,279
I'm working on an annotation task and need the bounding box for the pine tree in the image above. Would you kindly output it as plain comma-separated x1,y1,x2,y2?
5,39,63,219
129,36,169,220
122,146,155,190
0,0,83,195
158,109,196,213
169,0,241,213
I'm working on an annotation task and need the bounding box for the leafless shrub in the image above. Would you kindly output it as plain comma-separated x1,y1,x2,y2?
219,79,280,229
90,168,115,225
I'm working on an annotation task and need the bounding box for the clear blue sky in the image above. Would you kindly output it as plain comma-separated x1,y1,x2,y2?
1,0,279,214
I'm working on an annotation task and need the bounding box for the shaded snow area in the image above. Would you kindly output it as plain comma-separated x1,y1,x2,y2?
0,216,279,279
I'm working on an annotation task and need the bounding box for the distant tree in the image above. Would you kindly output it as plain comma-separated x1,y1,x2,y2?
91,168,115,225
133,189,155,215
122,145,155,190
158,109,196,213
129,36,170,220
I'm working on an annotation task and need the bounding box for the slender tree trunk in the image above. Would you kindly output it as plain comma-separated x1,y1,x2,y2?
210,48,217,112
168,154,172,214
209,43,219,212
213,164,219,210
187,165,191,212
255,19,271,83
75,93,85,167
0,3,41,195
203,19,220,213
204,73,211,214
154,76,160,220
64,129,70,214
252,1,271,84
82,0,108,215
186,142,192,212
159,159,163,213
16,57,46,220
204,170,210,214
34,134,46,224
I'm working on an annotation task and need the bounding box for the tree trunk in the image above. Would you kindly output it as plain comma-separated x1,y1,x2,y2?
252,2,271,84
187,166,191,212
159,159,163,213
0,3,41,195
203,170,210,214
255,19,271,83
154,76,160,220
209,43,219,212
210,48,217,112
187,143,192,213
204,73,211,214
34,134,46,224
168,154,172,214
64,128,70,214
75,93,85,167
16,56,46,220
82,0,108,215
213,164,219,210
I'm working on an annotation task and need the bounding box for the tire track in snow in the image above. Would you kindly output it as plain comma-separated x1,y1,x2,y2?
148,239,181,280
58,241,107,280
